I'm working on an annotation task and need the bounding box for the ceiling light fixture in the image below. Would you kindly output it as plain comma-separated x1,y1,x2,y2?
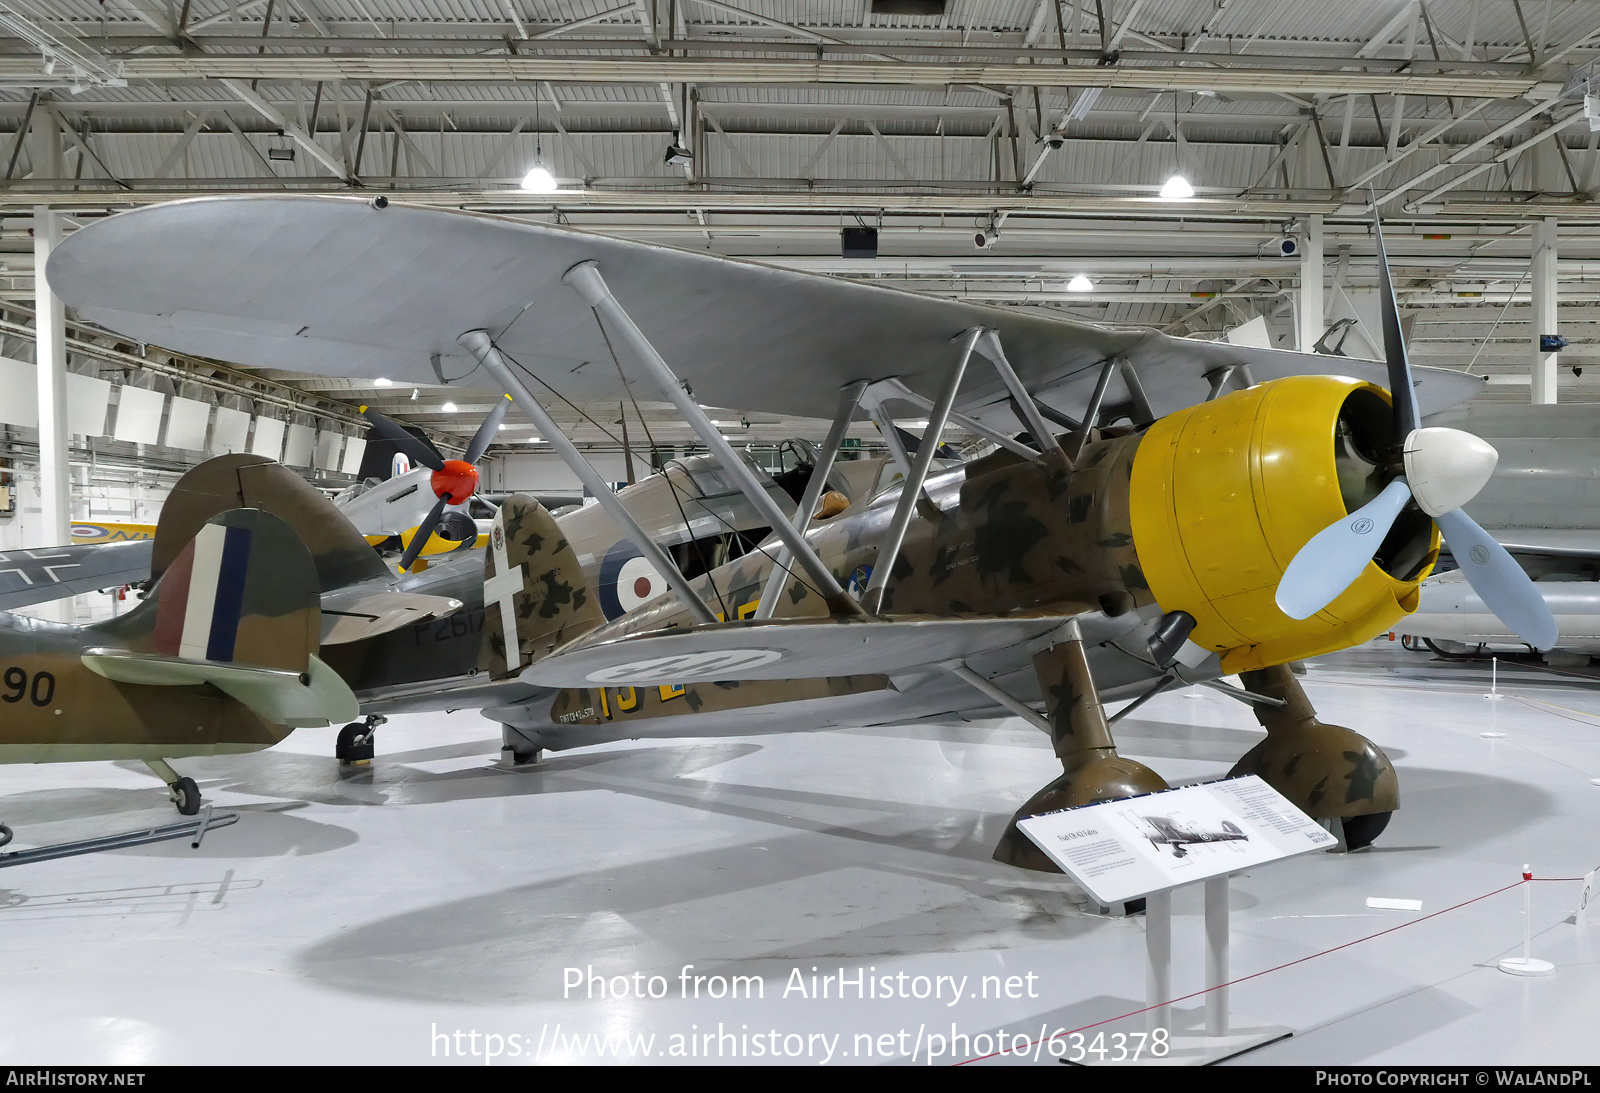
1066,274,1093,292
522,100,559,192
442,401,459,413
1160,173,1195,200
520,164,558,193
373,377,393,387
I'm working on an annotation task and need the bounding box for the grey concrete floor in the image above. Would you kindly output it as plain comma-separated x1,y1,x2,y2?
0,640,1594,1066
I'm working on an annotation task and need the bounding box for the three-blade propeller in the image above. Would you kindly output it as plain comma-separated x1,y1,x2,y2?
1273,221,1558,651
361,394,513,571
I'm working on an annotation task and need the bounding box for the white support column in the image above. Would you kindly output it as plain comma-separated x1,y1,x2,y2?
1298,213,1324,352
1204,875,1230,1036
1531,217,1559,405
33,205,70,622
1145,887,1173,1037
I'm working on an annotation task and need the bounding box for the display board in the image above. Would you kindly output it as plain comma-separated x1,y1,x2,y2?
314,429,343,472
163,396,211,450
1017,776,1336,905
283,422,316,467
339,435,366,475
112,385,165,445
250,416,286,459
211,406,250,453
0,356,113,437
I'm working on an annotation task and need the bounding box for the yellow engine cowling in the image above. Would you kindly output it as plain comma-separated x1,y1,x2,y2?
1129,375,1439,673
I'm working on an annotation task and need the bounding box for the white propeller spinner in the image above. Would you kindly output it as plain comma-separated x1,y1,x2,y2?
1401,427,1499,519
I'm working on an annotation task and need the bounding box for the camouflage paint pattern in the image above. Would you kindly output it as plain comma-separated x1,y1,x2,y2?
481,496,605,677
0,508,322,762
333,439,1147,725
541,437,1153,728
1227,663,1399,819
992,638,1167,872
153,453,388,592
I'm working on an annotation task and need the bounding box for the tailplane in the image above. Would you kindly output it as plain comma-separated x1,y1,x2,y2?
84,508,358,728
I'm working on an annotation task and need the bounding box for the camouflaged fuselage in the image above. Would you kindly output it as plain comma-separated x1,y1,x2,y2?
547,436,1155,730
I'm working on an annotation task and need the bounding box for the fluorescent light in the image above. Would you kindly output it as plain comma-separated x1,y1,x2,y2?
1160,174,1195,199
521,165,559,192
1066,274,1093,292
442,401,459,413
373,377,393,387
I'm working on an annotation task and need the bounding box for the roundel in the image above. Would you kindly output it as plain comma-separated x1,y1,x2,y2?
598,541,670,620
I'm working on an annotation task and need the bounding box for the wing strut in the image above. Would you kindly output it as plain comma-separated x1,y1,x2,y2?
753,379,867,620
563,260,864,619
1072,357,1120,461
971,328,1065,459
458,329,719,627
944,660,1052,734
861,327,981,614
861,376,1038,461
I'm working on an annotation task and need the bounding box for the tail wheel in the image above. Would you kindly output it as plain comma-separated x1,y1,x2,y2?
337,722,376,763
172,777,201,816
0,824,11,848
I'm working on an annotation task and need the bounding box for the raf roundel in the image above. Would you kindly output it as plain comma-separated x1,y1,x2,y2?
597,540,670,621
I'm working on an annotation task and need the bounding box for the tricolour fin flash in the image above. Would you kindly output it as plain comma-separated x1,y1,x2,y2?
83,507,358,728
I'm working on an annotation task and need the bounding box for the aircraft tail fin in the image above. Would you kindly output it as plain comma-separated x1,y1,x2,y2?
152,453,388,592
84,507,358,728
482,495,606,678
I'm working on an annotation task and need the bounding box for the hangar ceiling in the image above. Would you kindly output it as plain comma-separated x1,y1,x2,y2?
0,0,1597,458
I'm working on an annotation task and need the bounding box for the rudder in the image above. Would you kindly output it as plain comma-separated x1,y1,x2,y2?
85,508,357,728
482,496,606,678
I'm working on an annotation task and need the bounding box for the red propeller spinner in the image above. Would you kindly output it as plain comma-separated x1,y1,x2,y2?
359,394,513,571
431,459,480,506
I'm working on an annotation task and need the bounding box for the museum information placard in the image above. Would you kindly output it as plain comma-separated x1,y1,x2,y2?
1017,775,1337,905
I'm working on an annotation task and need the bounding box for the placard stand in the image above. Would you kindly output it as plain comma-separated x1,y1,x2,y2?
1072,876,1291,1065
1020,777,1324,1066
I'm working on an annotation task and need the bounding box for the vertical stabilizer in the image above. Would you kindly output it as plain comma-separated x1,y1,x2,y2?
153,453,387,591
482,496,605,678
85,508,357,728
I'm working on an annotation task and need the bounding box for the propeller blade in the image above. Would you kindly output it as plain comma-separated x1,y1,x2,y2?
397,495,450,572
1373,217,1421,438
462,393,513,465
361,406,445,472
1276,478,1413,620
1434,508,1559,650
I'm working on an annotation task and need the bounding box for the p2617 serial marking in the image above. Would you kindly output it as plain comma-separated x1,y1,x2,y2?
412,608,486,646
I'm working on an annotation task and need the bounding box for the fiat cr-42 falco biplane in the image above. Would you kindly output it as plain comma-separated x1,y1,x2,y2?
43,197,1553,869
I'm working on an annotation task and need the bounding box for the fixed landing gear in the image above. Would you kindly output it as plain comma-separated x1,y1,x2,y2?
994,627,1168,873
1335,810,1393,851
337,715,385,765
500,723,546,767
145,759,202,816
1227,663,1398,851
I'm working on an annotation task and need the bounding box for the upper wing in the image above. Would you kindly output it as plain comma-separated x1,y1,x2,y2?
0,539,152,611
48,195,1482,424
